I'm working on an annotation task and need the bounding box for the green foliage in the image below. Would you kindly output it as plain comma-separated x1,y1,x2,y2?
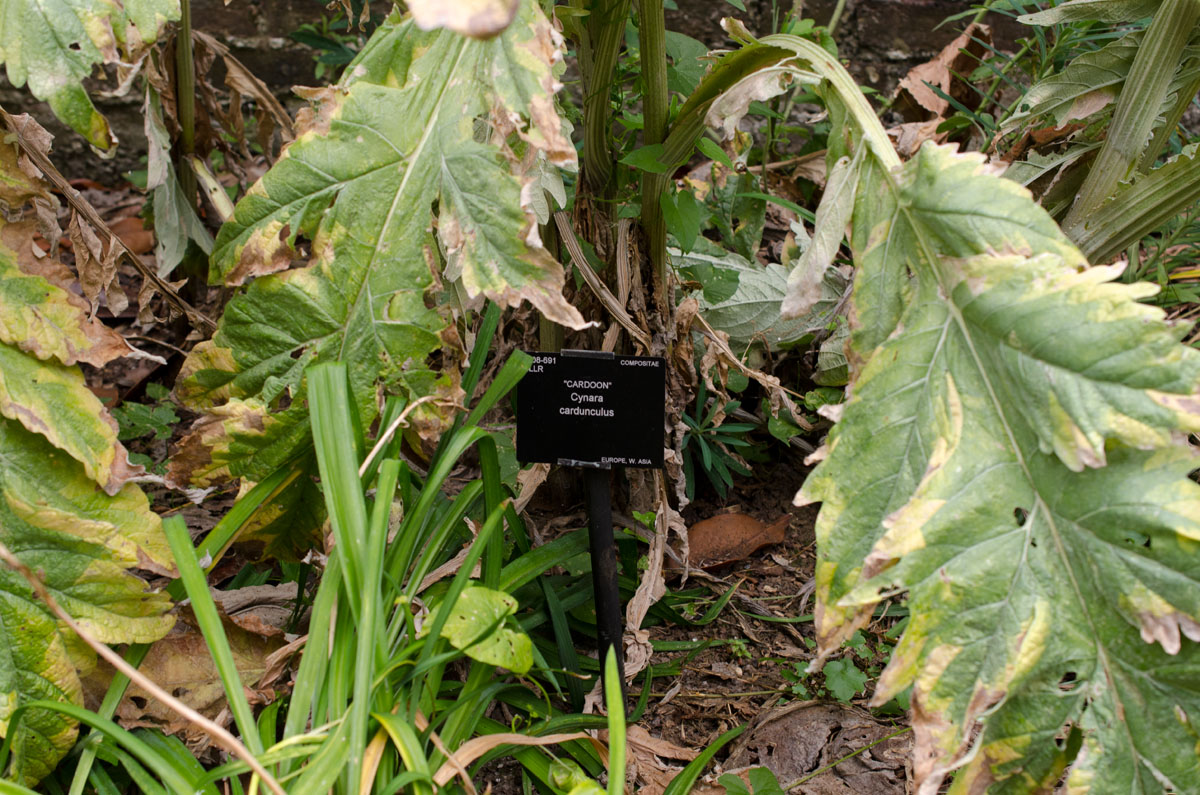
821,657,868,703
429,585,533,673
681,376,755,500
0,127,174,785
112,384,179,443
171,0,585,512
997,0,1200,266
0,0,178,149
675,244,849,352
719,766,786,795
289,0,378,82
82,350,614,794
746,28,1200,794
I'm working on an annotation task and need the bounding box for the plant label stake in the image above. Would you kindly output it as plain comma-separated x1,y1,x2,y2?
516,349,665,700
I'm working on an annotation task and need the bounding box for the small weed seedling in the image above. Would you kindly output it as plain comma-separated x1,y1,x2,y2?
111,383,179,474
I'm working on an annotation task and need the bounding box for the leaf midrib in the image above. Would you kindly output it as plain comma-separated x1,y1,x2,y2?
336,35,470,367
891,168,1144,775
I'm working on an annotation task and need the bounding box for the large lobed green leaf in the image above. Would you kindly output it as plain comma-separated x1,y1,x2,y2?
0,133,174,784
172,0,581,495
0,0,179,149
724,32,1200,794
801,143,1200,793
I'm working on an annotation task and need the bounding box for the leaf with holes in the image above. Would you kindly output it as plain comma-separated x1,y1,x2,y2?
801,142,1200,793
174,0,581,494
721,32,1200,794
0,0,179,149
431,585,532,674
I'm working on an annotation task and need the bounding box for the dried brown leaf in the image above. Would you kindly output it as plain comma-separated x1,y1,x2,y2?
894,24,992,122
82,610,285,741
686,513,790,569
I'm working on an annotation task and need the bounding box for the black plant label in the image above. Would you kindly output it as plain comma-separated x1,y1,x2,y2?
516,350,665,468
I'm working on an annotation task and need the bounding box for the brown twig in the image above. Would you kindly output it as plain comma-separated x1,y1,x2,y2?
0,540,285,795
0,105,218,333
554,211,653,352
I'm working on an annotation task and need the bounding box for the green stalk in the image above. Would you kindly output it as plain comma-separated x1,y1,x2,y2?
581,0,633,193
538,223,565,351
173,0,204,296
827,0,847,35
638,0,670,315
175,0,196,207
1063,0,1200,236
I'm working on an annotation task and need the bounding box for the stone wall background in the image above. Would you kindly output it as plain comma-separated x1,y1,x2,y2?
0,0,1028,180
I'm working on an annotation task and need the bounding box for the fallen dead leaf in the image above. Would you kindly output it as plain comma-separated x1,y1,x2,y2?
683,513,791,569
212,582,301,638
725,701,911,794
894,24,992,122
628,725,700,795
109,215,154,255
81,608,285,746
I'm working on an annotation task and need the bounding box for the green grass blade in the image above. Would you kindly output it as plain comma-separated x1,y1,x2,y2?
162,516,264,757
388,426,488,588
113,749,166,795
0,701,199,793
500,527,589,592
403,479,485,602
409,500,508,715
661,722,747,795
281,552,339,751
130,730,217,795
462,303,502,410
478,436,505,589
507,510,585,708
374,713,434,795
308,362,370,621
603,649,626,795
68,463,293,795
287,715,354,795
464,350,532,428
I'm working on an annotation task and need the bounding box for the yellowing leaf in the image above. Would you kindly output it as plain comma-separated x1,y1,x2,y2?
752,32,1200,794
177,0,580,491
0,419,174,784
0,113,173,787
0,0,180,149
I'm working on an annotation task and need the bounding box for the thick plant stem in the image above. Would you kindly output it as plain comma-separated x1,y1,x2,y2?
539,220,565,351
581,0,632,193
638,0,670,317
174,0,196,212
1063,0,1200,237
